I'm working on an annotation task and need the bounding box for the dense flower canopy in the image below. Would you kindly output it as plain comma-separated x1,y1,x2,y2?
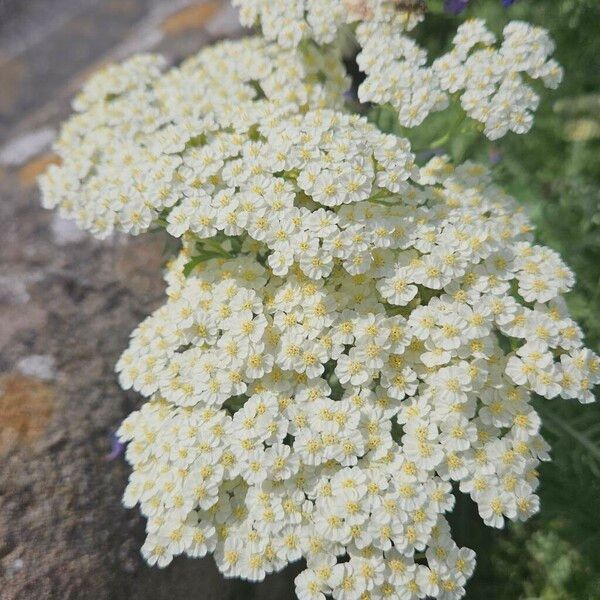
358,19,562,137
115,148,599,598
39,38,348,238
40,4,597,600
235,0,562,138
233,0,424,48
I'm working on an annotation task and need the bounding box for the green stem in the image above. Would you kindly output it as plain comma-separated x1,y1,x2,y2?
542,409,600,463
416,111,467,153
201,239,234,258
364,190,399,206
368,197,399,206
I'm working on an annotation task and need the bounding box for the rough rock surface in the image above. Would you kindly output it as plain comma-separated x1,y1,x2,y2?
0,2,300,598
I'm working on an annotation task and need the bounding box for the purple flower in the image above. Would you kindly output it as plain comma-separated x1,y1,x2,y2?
444,0,517,13
444,0,469,14
488,147,503,165
105,432,125,461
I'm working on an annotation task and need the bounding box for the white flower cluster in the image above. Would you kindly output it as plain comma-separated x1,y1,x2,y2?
166,109,418,281
115,152,599,599
359,18,563,138
39,38,348,238
439,19,562,137
40,3,590,598
233,0,422,49
234,0,562,139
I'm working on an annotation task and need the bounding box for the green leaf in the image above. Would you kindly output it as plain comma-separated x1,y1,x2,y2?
182,251,228,277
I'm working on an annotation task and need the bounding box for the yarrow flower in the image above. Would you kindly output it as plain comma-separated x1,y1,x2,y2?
359,18,563,138
39,38,348,238
232,0,423,49
234,0,562,139
39,4,594,600
113,143,598,597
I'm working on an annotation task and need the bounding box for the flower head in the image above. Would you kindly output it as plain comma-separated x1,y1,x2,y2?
39,5,590,600
115,148,599,598
39,38,348,238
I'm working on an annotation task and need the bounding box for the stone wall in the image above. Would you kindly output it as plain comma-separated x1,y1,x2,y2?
0,2,301,598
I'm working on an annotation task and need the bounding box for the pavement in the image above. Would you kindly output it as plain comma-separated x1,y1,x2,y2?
0,2,301,598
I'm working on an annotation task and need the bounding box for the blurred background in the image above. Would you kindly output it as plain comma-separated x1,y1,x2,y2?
0,0,598,598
